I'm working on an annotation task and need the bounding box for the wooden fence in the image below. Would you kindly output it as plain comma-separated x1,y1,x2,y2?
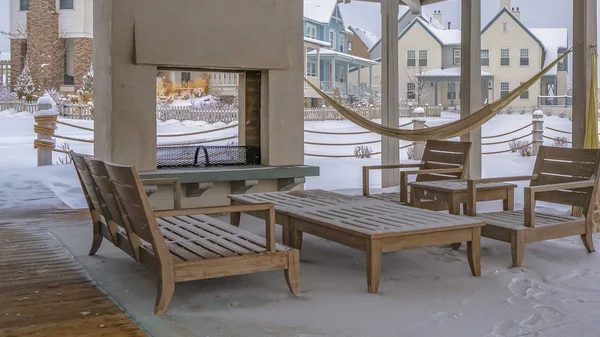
0,99,93,119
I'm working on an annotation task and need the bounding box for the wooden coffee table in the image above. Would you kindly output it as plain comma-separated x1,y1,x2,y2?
408,180,517,215
228,190,485,294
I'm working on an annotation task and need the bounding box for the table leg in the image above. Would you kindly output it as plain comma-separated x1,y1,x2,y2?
366,239,382,294
449,195,462,250
282,217,290,246
288,218,304,250
467,227,481,277
411,187,421,208
504,189,515,211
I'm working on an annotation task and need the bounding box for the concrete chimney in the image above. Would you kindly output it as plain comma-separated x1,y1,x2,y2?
511,7,520,20
499,0,511,10
433,10,443,26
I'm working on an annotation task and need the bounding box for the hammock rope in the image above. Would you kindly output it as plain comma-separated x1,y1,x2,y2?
304,49,572,142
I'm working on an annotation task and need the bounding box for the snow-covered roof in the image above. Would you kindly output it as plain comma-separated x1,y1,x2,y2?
418,67,493,78
530,28,568,76
401,17,461,46
304,0,337,24
307,49,378,66
349,26,379,50
0,52,9,62
304,36,331,48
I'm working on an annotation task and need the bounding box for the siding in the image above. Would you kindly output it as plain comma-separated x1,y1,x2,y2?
83,0,93,37
10,0,91,38
10,0,27,36
441,46,461,69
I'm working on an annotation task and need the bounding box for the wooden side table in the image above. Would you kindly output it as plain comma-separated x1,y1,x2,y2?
408,180,517,216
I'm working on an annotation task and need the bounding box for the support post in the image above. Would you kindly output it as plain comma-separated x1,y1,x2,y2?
460,0,482,179
245,71,261,147
35,97,56,166
237,72,246,145
381,0,400,187
412,107,425,160
572,0,597,148
531,110,544,156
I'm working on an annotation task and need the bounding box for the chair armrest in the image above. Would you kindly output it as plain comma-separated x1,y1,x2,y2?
400,168,463,204
141,178,182,210
466,175,538,216
362,164,422,196
154,203,277,252
523,179,596,227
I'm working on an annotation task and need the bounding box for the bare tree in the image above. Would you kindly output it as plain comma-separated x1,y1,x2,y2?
404,65,431,107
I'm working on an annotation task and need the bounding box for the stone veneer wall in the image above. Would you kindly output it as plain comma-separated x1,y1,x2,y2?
74,38,93,90
26,0,64,90
9,39,26,90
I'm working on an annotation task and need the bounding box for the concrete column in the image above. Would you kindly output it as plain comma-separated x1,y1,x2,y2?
237,72,246,145
245,71,261,147
532,110,544,156
572,0,597,148
381,0,400,187
35,98,56,166
459,0,482,179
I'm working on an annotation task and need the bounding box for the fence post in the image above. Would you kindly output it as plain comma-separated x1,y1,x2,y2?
34,95,57,166
532,109,544,156
412,107,426,160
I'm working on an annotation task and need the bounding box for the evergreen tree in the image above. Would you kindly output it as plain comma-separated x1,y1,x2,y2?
16,57,35,101
78,64,94,102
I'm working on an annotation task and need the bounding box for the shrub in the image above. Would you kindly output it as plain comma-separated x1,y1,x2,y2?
559,111,566,118
43,88,65,106
519,109,526,115
0,85,17,101
354,145,373,158
546,111,552,117
509,139,532,157
553,136,570,148
505,107,513,115
55,142,73,165
406,145,414,160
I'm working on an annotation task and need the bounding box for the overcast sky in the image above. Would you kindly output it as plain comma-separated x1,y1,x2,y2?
0,0,596,55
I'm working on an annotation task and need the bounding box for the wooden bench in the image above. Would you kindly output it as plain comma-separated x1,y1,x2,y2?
362,140,471,207
71,152,300,315
229,190,485,294
466,146,600,267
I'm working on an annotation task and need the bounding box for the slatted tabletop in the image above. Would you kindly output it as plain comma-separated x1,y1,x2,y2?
229,190,484,239
0,223,147,337
408,180,517,192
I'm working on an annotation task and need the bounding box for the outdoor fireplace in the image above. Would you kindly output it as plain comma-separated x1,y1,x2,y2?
156,145,260,168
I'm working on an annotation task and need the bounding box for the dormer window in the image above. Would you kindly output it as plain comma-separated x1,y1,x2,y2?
339,35,345,52
329,30,335,49
20,0,29,11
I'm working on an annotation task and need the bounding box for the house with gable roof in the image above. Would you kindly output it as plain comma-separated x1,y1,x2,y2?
303,0,377,106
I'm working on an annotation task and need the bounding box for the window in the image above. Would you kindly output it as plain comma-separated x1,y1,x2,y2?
447,83,457,100
348,41,352,51
519,82,529,99
407,50,416,67
60,0,74,9
520,48,529,66
306,61,316,77
329,30,335,49
500,82,509,97
502,22,508,32
305,24,317,39
481,49,490,66
453,49,461,65
500,49,510,66
181,72,191,83
339,35,345,52
418,50,428,67
558,49,567,71
20,0,29,10
407,83,416,99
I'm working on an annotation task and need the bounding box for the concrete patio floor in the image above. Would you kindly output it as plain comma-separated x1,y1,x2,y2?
18,209,600,337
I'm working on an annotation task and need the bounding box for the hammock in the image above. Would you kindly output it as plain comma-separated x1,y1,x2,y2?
304,49,572,142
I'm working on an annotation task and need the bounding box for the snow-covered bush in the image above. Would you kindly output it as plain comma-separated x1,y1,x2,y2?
505,107,513,115
406,145,414,160
546,111,552,117
77,64,94,102
559,111,566,118
553,136,570,148
16,57,36,101
43,88,65,106
55,142,73,165
0,85,17,101
519,109,526,115
354,145,373,158
509,139,532,157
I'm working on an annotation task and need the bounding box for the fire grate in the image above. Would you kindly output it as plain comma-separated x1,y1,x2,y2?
156,145,260,169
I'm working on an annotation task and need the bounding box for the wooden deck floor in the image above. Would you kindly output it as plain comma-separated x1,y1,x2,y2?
0,221,148,337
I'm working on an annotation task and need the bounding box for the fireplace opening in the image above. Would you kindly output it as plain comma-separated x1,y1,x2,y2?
156,145,260,168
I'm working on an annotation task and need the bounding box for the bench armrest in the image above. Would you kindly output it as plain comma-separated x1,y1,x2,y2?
154,203,277,252
362,164,421,196
400,168,463,204
523,179,596,227
141,178,182,210
466,175,538,216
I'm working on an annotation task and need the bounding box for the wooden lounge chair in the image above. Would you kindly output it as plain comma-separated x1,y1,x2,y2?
70,151,182,255
362,140,471,206
81,158,299,315
466,146,600,267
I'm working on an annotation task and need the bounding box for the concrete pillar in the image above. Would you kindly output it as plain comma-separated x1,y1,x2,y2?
572,0,597,148
412,107,425,160
459,0,482,179
532,109,544,156
245,71,261,147
35,96,56,166
237,72,246,145
380,0,400,187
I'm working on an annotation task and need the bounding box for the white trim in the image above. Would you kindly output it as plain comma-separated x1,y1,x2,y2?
329,29,336,50
306,23,317,39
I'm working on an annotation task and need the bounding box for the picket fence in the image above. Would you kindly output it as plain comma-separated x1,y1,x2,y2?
304,106,441,121
0,100,94,119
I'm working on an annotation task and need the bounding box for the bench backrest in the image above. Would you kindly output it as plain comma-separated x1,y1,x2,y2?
532,146,600,217
71,151,104,219
103,161,172,263
417,140,472,182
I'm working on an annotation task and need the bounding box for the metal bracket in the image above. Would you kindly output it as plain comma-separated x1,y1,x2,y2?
277,177,306,191
184,182,214,198
230,180,259,194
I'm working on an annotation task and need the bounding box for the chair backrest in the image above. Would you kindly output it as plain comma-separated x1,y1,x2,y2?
86,158,128,230
532,146,600,217
103,161,172,262
416,140,472,182
70,151,104,220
